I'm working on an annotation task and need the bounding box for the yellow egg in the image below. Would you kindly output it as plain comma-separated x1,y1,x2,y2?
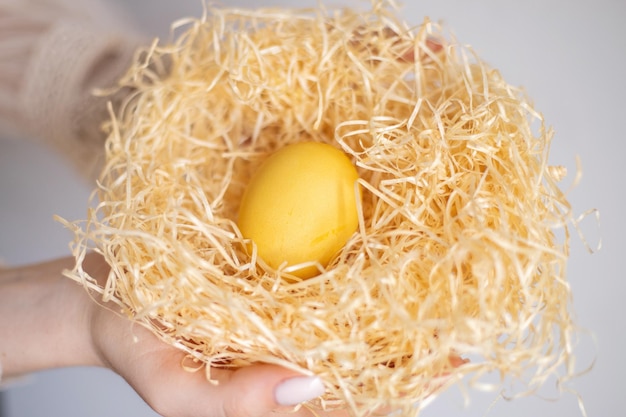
237,142,360,279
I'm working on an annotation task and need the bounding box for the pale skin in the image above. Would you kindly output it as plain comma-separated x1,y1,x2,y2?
0,252,466,417
0,253,348,417
0,31,451,417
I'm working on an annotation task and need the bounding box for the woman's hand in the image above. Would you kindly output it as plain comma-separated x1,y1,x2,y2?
0,254,347,417
84,255,343,417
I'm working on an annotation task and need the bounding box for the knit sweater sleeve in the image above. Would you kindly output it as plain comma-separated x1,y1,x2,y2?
0,0,143,179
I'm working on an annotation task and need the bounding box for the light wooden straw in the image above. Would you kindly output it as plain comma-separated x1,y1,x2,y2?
62,3,577,416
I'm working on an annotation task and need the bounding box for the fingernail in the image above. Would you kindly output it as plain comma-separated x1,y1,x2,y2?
274,376,325,406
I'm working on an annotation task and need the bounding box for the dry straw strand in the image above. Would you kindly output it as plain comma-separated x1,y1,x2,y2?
63,2,578,416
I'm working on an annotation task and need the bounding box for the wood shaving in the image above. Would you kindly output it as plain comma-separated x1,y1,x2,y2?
62,2,578,416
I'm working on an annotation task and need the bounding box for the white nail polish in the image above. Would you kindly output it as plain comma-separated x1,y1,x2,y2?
274,376,325,406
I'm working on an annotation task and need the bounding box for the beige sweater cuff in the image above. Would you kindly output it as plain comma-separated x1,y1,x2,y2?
0,2,143,179
19,21,139,178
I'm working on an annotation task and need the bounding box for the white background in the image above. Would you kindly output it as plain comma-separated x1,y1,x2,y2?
1,0,624,416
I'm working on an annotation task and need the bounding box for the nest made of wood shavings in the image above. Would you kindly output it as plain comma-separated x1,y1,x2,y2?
64,3,576,416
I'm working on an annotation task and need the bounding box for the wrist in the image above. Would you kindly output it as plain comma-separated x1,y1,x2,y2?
79,252,121,371
0,256,104,378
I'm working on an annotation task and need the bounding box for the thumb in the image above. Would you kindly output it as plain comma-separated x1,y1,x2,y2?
219,364,327,417
94,310,327,417
118,338,327,417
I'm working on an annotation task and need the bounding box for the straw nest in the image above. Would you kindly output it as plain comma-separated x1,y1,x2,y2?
64,2,577,416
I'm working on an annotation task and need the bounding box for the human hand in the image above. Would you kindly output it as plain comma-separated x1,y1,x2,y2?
0,251,466,417
81,253,350,417
0,254,348,417
84,253,466,417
